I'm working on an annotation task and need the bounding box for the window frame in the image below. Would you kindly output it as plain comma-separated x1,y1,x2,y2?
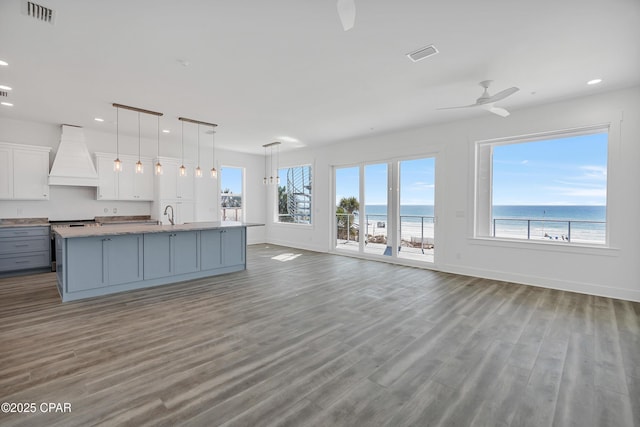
275,163,313,226
473,124,611,248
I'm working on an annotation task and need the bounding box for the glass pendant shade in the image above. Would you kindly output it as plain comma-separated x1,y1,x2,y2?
114,106,121,172
210,167,217,178
135,112,144,174
155,115,162,175
179,165,186,176
195,166,202,177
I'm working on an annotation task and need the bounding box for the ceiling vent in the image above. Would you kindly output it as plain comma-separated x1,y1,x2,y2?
0,91,8,98
22,1,56,25
407,44,439,62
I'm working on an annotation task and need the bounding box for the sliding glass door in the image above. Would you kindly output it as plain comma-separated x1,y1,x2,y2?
334,156,436,264
398,157,435,263
335,166,360,252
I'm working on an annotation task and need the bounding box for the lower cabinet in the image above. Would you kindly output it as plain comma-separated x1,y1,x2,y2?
66,234,143,292
57,226,247,301
0,226,51,275
143,231,199,280
201,228,245,270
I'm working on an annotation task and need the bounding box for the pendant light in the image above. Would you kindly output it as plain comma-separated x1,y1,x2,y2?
263,145,267,185
195,124,202,177
179,120,186,177
269,145,274,184
261,141,281,185
276,143,280,185
114,106,122,172
155,115,162,175
135,112,144,174
210,125,218,178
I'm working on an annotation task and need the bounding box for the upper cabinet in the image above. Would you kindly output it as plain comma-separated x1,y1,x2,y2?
95,153,154,201
0,142,51,200
155,157,194,200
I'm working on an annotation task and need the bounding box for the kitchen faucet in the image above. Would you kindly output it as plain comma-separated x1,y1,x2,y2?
163,205,175,225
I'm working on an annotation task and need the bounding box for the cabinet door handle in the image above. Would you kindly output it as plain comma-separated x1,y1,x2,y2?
15,244,29,247
13,231,29,235
15,260,30,264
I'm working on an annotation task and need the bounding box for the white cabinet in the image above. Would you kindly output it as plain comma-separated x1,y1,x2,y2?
0,146,12,199
96,155,118,200
118,158,154,200
95,153,154,201
156,157,194,200
0,143,51,200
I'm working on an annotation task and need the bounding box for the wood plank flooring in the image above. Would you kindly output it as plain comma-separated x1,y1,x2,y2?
0,244,638,426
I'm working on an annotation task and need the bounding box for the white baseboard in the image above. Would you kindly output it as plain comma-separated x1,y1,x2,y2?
440,263,640,302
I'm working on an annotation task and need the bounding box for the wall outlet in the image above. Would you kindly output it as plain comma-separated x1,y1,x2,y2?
113,207,118,214
104,208,109,213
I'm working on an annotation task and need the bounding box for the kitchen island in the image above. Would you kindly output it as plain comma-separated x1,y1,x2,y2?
54,221,257,302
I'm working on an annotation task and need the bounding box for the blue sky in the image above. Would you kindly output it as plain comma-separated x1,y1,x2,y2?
220,166,243,194
336,158,436,205
492,132,607,205
335,132,607,206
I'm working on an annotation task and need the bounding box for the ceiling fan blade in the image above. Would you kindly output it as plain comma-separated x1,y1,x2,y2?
436,104,478,110
337,0,356,31
486,86,519,103
481,104,510,117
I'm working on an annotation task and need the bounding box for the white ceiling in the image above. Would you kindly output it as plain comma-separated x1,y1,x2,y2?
1,0,639,154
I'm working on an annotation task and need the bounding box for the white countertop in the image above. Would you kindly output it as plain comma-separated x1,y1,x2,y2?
53,221,263,238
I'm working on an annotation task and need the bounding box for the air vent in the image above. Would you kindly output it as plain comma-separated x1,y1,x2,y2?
22,1,56,24
407,44,439,62
0,91,8,98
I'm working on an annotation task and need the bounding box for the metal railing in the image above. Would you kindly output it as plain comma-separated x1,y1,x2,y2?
221,207,242,221
336,213,436,253
492,218,606,243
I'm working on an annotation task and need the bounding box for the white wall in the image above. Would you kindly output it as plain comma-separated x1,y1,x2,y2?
0,117,266,243
265,86,640,302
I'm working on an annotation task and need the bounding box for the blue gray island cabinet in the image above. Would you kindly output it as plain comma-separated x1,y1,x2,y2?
54,222,250,302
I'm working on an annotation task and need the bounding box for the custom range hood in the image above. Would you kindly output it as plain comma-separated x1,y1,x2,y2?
49,125,99,186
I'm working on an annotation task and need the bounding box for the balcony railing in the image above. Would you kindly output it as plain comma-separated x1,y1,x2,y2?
492,217,606,243
221,207,242,221
336,213,435,251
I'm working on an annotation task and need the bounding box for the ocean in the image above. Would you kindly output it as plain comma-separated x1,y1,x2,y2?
358,205,606,243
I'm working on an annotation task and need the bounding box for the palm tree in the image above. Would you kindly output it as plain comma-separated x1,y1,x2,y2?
337,197,359,240
339,196,359,214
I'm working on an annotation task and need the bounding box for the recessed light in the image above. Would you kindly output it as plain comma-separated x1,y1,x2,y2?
587,78,602,85
162,129,170,133
0,60,8,67
1,102,13,107
94,117,104,122
0,85,12,91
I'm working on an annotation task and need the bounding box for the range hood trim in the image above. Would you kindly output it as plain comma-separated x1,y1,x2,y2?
49,125,99,187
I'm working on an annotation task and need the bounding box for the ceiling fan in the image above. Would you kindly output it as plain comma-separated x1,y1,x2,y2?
438,80,519,117
337,0,356,31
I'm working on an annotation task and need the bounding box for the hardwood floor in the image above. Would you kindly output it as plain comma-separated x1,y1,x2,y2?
1,244,638,426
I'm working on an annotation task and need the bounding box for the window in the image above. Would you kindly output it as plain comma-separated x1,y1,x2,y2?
220,166,243,221
277,165,312,224
475,126,608,244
